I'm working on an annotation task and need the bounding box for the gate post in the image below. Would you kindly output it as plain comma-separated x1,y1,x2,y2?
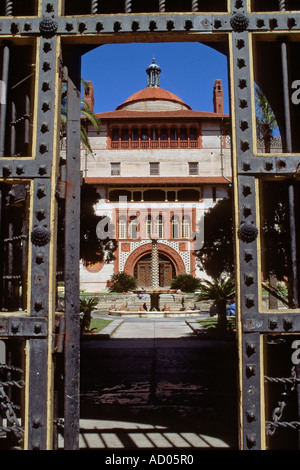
63,52,81,450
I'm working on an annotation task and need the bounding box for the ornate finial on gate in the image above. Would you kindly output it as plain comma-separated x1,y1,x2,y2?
238,222,258,242
31,225,51,246
230,11,249,32
39,15,58,36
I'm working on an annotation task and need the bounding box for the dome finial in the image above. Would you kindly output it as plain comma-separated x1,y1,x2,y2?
146,57,161,88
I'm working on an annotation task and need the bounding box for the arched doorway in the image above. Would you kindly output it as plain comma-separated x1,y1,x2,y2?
134,253,176,288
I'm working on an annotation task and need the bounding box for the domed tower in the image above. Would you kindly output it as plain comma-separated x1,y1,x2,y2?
146,57,161,88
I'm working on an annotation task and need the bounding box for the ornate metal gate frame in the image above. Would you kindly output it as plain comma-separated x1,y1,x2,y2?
0,0,300,450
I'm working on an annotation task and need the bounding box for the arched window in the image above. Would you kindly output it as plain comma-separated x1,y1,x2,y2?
171,215,180,239
129,216,138,239
145,215,153,239
160,127,168,141
118,215,127,239
180,127,188,147
189,128,198,147
111,128,119,148
121,128,129,141
156,215,164,239
141,128,149,141
182,215,191,239
170,127,178,147
121,128,129,148
131,128,139,141
150,128,158,141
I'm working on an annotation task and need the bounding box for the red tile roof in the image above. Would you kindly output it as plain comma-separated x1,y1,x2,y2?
116,87,191,110
86,109,228,121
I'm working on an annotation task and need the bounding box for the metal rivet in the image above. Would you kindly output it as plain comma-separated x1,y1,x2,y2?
237,58,246,69
34,323,42,334
16,165,24,175
257,18,265,28
37,187,46,199
40,144,48,154
242,161,251,171
265,161,273,171
34,301,43,312
246,410,256,422
246,433,257,448
242,184,251,196
11,22,20,34
36,254,44,264
245,296,255,308
269,18,278,30
39,165,47,175
288,17,297,29
24,22,32,31
240,120,249,131
243,206,252,218
11,322,20,334
3,165,11,177
246,343,256,356
132,21,140,32
236,39,245,49
246,365,255,377
269,319,278,330
42,101,50,112
244,273,254,286
185,20,193,31
283,319,293,331
78,22,87,33
166,20,175,31
114,21,122,32
65,22,74,31
36,210,46,221
42,61,51,72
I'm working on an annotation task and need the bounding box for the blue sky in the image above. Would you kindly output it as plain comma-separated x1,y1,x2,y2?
81,42,229,114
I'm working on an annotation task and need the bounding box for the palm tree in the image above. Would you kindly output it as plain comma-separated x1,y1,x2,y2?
255,85,278,153
60,78,101,154
197,277,235,332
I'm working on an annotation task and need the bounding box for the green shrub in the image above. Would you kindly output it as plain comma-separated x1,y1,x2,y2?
171,274,201,293
108,271,137,293
80,296,99,334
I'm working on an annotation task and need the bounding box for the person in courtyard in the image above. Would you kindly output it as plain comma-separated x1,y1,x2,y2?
226,299,235,316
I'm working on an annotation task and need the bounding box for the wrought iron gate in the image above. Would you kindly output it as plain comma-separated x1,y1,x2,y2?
0,0,300,450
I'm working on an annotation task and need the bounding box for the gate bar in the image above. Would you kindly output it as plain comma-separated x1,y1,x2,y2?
63,51,81,450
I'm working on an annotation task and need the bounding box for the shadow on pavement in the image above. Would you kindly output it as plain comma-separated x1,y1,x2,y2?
79,336,238,450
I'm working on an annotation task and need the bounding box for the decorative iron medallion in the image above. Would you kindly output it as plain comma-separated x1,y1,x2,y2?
230,12,249,32
238,221,258,242
31,225,51,246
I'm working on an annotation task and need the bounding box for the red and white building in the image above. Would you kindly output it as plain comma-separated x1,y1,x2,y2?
79,59,231,292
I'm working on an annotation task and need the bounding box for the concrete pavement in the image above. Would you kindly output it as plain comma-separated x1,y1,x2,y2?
59,316,238,450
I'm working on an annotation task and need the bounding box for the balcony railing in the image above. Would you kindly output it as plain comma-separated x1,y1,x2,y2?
110,139,198,150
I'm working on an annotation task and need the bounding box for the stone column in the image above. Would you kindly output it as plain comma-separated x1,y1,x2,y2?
151,234,159,288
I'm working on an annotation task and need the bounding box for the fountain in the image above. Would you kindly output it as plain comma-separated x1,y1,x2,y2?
108,236,201,317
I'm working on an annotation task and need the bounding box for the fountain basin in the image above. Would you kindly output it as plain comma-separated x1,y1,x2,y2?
108,309,201,318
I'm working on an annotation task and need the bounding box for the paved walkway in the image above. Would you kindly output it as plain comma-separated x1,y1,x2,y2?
111,317,198,339
60,317,238,451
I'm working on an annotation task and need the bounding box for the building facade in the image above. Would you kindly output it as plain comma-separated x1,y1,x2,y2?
79,60,232,292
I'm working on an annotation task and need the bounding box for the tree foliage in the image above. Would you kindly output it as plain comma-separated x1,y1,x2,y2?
255,85,278,153
60,78,101,155
197,277,235,331
194,194,234,278
108,271,137,293
58,80,116,270
170,274,201,293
